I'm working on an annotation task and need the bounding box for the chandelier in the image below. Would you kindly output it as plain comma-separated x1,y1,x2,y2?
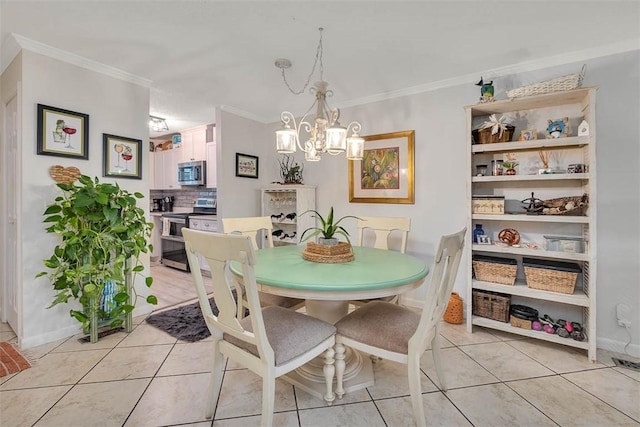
149,115,169,132
275,28,364,162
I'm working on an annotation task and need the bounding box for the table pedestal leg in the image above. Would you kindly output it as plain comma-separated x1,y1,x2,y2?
281,299,375,402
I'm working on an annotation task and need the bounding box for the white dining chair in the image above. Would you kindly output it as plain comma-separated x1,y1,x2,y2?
222,216,305,310
353,216,411,306
182,229,337,427
334,227,466,427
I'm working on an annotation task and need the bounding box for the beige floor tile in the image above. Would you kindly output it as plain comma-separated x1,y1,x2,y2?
420,346,499,389
438,322,500,346
296,385,370,410
52,329,128,352
81,344,173,382
35,378,150,427
507,338,603,373
0,322,14,332
447,383,556,426
125,373,212,426
0,371,18,386
614,366,640,382
117,324,177,347
375,393,472,426
0,385,71,426
213,411,298,426
460,341,555,381
18,338,67,360
366,358,437,400
0,349,109,390
0,331,17,342
509,375,639,426
299,401,386,427
157,341,214,376
563,368,640,421
214,369,297,419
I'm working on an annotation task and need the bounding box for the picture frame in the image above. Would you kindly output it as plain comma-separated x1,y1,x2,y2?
519,128,537,141
102,134,142,179
477,235,492,245
235,153,259,179
37,104,89,159
348,130,415,204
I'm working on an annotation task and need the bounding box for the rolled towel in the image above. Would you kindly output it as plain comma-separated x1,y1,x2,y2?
162,218,171,236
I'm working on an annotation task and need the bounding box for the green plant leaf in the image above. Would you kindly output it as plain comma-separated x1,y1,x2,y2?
134,192,144,198
43,215,62,223
132,265,144,273
114,292,130,303
95,192,109,205
43,205,62,214
70,310,88,323
146,295,158,305
145,276,153,287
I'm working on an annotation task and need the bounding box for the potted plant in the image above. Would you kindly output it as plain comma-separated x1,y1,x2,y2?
278,154,304,184
37,175,156,342
300,207,360,246
502,161,519,175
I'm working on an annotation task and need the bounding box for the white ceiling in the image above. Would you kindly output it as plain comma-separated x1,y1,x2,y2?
2,1,639,137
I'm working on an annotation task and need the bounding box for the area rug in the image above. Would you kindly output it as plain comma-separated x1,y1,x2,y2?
145,297,221,342
0,342,31,377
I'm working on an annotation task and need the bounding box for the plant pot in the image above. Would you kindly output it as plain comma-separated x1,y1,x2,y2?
318,237,339,246
505,168,516,175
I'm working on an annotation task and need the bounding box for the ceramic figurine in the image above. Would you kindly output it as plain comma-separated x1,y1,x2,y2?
546,117,570,138
475,77,495,103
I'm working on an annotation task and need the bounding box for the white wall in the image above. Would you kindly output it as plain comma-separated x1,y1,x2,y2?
18,50,152,348
283,51,639,355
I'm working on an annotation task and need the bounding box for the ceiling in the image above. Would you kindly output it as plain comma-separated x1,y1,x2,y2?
1,1,639,137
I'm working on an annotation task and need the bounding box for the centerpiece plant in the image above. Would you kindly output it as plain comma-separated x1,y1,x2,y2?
300,207,360,246
37,175,156,342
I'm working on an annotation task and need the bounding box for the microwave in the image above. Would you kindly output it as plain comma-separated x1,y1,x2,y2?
177,160,206,186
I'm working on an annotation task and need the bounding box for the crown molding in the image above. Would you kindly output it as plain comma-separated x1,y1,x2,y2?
9,33,152,87
219,104,270,124
338,38,640,110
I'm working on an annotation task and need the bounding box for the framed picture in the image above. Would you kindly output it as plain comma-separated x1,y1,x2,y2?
37,104,89,159
235,153,259,179
102,134,142,179
519,128,538,141
348,130,415,204
477,235,492,245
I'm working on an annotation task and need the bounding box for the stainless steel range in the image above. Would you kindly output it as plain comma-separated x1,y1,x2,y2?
160,198,216,271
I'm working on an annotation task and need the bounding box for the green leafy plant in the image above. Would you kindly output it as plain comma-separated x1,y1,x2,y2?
300,207,360,244
36,175,156,338
502,161,519,169
278,154,304,184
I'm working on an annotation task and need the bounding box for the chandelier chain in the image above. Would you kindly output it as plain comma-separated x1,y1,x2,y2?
281,28,325,95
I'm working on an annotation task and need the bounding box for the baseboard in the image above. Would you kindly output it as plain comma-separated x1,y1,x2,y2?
597,337,640,359
20,324,81,349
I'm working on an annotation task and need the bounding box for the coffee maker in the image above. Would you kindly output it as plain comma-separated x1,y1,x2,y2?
161,196,174,212
152,198,162,212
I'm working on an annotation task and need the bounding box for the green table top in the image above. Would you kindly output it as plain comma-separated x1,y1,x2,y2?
229,245,429,294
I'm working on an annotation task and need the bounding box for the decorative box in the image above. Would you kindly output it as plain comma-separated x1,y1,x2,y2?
544,235,586,254
472,196,505,214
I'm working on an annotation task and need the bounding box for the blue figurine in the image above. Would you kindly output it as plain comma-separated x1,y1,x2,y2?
476,77,494,103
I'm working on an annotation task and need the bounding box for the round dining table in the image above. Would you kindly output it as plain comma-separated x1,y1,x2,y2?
229,244,429,401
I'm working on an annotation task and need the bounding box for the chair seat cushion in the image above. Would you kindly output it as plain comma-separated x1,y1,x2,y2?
335,301,419,355
258,292,304,309
225,306,335,366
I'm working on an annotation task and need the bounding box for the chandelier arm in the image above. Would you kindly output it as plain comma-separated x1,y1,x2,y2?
346,121,362,135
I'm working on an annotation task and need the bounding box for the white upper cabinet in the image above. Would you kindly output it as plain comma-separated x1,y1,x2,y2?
180,125,207,163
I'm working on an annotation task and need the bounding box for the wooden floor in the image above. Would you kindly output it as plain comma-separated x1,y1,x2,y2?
149,264,211,310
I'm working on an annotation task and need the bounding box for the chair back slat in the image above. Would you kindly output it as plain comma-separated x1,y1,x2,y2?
222,216,274,249
356,216,411,253
410,227,466,352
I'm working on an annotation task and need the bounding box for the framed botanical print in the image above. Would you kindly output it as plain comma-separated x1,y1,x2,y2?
349,130,415,204
235,153,259,179
37,104,89,159
103,134,142,179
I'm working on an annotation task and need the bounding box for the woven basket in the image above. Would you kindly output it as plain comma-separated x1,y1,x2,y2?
472,125,515,144
510,315,532,329
506,65,586,99
523,259,580,295
472,290,510,323
473,257,517,286
302,242,354,263
542,194,588,216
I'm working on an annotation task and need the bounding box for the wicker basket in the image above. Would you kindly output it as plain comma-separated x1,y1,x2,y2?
523,258,581,294
506,65,586,99
473,255,517,286
472,125,515,144
472,290,510,323
302,242,354,263
542,194,588,216
510,315,532,329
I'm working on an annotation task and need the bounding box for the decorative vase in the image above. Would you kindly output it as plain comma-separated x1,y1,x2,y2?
505,168,516,175
443,292,464,324
473,224,485,243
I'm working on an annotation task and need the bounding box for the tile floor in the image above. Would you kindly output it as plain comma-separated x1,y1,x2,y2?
1,267,639,426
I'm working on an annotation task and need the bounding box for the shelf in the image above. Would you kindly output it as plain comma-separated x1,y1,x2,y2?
472,279,589,306
472,244,589,261
472,214,588,224
466,87,595,116
272,219,297,225
471,136,589,154
472,173,588,183
472,316,589,350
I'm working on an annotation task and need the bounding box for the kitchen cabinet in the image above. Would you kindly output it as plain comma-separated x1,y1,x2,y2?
206,142,217,188
152,148,180,190
261,185,315,246
189,216,218,272
180,125,207,163
465,87,597,361
150,214,163,263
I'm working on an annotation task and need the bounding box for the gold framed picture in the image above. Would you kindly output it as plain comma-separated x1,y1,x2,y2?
348,130,415,204
519,129,538,141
